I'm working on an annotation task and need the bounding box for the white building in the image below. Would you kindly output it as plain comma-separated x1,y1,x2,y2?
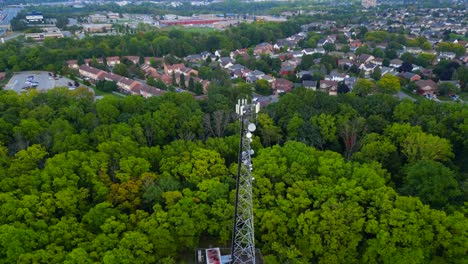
26,12,43,23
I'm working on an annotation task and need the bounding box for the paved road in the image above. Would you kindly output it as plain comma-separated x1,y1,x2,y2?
1,32,23,42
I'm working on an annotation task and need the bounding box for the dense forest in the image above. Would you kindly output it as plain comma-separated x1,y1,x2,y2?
0,86,467,263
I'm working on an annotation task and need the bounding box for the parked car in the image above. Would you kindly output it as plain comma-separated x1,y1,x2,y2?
450,94,459,101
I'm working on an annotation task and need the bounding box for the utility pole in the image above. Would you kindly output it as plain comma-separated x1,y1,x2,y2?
231,99,260,264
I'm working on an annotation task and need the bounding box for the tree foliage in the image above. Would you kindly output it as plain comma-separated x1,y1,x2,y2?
377,74,401,94
0,80,466,263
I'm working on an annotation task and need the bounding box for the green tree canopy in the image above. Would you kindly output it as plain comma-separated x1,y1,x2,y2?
377,74,401,94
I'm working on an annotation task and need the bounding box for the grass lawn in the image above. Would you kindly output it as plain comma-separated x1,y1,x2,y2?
460,92,468,101
401,87,422,101
437,95,453,102
81,82,123,98
92,87,125,98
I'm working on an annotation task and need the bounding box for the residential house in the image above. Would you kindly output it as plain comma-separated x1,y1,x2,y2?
227,65,243,77
200,51,214,60
136,84,164,98
103,72,124,83
124,56,140,65
325,70,347,82
207,50,219,58
241,68,252,79
78,65,106,81
118,77,141,92
231,69,243,79
415,79,438,96
302,80,317,90
246,75,257,83
160,74,173,85
412,64,421,72
144,57,164,66
359,63,378,75
141,64,160,78
278,53,293,61
246,70,265,83
218,57,234,69
282,58,302,68
462,54,468,64
273,78,293,95
376,43,387,50
438,52,456,60
66,60,79,69
274,39,294,51
381,67,396,76
346,53,357,60
302,48,315,55
260,75,276,84
420,68,434,79
251,70,265,79
406,47,423,54
338,59,354,68
344,77,357,90
164,63,186,74
254,43,274,56
350,40,363,48
317,39,329,47
296,70,312,79
371,58,384,65
399,72,421,82
230,48,249,60
319,80,338,96
280,65,296,76
106,56,121,67
291,50,303,58
314,47,326,54
194,78,211,94
185,54,203,63
389,58,403,68
359,54,375,64
84,58,103,66
180,67,199,77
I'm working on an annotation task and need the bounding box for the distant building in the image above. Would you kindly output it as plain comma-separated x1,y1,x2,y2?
25,27,64,41
89,14,107,23
107,12,120,20
82,24,112,33
26,11,43,23
362,0,376,8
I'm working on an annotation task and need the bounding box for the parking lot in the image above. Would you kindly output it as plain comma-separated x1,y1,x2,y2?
5,71,79,93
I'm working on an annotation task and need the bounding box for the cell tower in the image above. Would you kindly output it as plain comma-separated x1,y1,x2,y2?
231,99,260,264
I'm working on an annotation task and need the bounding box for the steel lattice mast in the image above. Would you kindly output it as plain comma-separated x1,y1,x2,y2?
231,99,260,264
